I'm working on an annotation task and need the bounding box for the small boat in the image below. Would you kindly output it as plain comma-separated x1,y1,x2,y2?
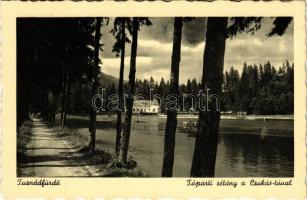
183,121,198,129
182,121,198,137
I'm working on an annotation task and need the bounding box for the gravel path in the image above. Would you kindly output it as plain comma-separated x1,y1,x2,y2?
18,118,104,177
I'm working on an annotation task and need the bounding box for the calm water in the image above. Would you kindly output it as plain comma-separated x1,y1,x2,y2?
69,115,294,177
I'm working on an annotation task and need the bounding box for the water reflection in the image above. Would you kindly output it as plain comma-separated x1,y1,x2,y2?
216,133,293,177
73,115,294,177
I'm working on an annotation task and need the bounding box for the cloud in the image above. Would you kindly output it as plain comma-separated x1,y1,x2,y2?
101,56,153,78
182,18,207,46
224,29,293,71
100,17,293,84
140,18,174,43
141,17,207,47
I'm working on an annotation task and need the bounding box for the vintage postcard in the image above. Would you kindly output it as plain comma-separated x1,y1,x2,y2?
0,0,306,198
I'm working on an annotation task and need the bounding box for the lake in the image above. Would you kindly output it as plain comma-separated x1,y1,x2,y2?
66,115,294,177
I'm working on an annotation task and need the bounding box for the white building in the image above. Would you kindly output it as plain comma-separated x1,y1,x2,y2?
132,100,159,114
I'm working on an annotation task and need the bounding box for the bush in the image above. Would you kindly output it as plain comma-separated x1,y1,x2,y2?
17,120,32,149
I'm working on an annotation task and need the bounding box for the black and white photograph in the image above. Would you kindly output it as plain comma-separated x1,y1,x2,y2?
17,17,294,178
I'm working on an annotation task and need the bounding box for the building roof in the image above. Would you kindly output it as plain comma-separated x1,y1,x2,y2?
134,100,159,107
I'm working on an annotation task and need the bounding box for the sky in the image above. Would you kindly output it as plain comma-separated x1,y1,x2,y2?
100,17,293,84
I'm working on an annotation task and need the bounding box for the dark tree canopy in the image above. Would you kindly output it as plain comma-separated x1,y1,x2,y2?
17,18,98,127
267,17,293,37
227,17,293,38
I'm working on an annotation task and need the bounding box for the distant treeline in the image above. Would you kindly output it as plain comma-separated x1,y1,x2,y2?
222,61,293,115
69,61,293,115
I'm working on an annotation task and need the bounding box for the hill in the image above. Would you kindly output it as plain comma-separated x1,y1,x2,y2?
99,72,119,88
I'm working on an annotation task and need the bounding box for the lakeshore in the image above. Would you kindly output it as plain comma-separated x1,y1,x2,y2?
158,114,294,120
64,114,293,177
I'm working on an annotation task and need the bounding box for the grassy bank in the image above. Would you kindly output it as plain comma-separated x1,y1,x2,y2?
17,120,33,175
17,120,32,148
53,119,146,177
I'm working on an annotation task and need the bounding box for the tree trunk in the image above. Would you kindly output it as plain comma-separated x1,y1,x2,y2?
119,17,139,164
51,102,56,125
161,17,183,177
61,64,69,132
190,17,228,177
115,20,126,156
19,85,30,125
60,64,66,124
42,91,49,121
17,67,30,129
89,18,102,153
47,90,55,124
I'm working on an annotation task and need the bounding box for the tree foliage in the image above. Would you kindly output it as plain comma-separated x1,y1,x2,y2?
228,17,293,38
17,18,98,128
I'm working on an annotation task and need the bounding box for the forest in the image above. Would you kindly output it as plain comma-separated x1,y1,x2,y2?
89,61,294,115
17,17,293,177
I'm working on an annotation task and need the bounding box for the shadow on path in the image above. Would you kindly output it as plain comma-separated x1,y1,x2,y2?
17,118,112,177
